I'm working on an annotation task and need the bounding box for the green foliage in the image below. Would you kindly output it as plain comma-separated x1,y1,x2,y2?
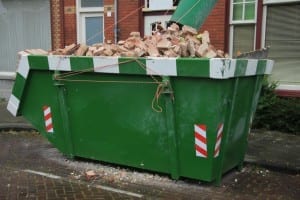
252,78,300,135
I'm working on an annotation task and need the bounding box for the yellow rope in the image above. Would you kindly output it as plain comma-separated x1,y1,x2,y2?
54,78,162,85
152,83,164,113
53,57,167,113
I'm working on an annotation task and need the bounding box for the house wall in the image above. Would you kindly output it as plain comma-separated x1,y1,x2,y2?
199,0,227,51
51,0,226,50
63,0,77,46
117,0,141,40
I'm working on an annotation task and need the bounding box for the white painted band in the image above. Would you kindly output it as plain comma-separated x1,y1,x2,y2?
93,57,119,73
17,56,30,79
7,95,20,116
146,57,177,76
48,56,71,71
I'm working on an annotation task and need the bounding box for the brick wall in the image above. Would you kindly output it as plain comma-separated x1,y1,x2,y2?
117,0,141,40
63,0,77,45
50,0,64,49
51,0,226,49
200,0,226,51
104,0,115,42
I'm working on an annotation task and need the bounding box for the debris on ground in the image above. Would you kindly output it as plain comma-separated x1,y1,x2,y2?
85,170,98,180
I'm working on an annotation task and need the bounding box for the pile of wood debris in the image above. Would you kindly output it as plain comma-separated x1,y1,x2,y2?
24,23,227,58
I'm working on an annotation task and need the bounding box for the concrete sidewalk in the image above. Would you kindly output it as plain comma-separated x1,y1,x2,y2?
1,100,299,173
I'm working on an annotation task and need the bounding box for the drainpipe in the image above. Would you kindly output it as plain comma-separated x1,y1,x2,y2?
114,0,118,44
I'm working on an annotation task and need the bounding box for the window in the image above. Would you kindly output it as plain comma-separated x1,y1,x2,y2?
232,25,255,54
264,3,300,85
229,0,257,56
81,0,103,8
232,0,256,22
144,0,179,10
144,15,172,35
77,0,104,45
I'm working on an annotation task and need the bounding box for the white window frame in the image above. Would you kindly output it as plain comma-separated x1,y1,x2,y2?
230,0,257,24
263,0,300,4
76,0,104,44
143,0,176,11
229,0,257,56
261,0,300,49
79,13,104,45
261,0,300,90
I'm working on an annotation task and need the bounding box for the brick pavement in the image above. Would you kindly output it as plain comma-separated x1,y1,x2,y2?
0,131,299,200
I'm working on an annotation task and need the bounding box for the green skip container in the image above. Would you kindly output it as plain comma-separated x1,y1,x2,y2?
7,55,273,184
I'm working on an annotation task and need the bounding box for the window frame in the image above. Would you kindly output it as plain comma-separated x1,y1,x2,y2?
143,0,177,11
230,0,257,24
76,0,104,45
261,2,300,89
78,0,104,12
80,13,104,45
229,0,257,56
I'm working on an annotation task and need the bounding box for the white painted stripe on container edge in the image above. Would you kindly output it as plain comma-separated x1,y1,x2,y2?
246,59,258,76
7,95,20,116
17,56,30,79
48,56,71,71
146,57,177,76
93,56,119,73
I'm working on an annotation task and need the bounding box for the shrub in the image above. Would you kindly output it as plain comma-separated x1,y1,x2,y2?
252,78,300,135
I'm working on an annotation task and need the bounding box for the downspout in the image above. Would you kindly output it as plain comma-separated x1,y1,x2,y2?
114,0,118,44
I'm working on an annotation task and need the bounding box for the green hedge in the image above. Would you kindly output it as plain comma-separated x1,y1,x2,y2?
252,79,300,135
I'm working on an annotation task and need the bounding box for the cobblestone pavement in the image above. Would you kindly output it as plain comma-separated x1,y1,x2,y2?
0,130,299,200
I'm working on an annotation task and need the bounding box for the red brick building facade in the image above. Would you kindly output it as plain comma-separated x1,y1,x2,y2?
50,0,227,51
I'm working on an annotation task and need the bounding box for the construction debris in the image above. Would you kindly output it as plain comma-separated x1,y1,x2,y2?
24,24,227,58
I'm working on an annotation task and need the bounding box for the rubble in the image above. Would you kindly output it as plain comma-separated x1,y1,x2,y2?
23,24,226,58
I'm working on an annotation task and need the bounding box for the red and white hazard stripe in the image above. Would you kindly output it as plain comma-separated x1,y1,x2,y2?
214,123,223,158
43,106,54,133
194,124,207,158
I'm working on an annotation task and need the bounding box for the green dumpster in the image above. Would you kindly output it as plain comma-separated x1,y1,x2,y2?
7,55,273,183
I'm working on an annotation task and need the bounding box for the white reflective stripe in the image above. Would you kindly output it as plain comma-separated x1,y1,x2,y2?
45,118,52,127
217,124,224,136
93,57,119,73
43,107,51,116
265,60,274,74
194,125,206,138
210,58,235,79
196,151,206,157
195,138,207,151
47,128,54,133
214,151,220,157
17,56,30,78
7,95,20,116
214,139,221,149
48,56,71,71
246,59,258,76
146,57,177,76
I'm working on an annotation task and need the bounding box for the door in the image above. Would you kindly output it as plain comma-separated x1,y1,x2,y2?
0,0,51,72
